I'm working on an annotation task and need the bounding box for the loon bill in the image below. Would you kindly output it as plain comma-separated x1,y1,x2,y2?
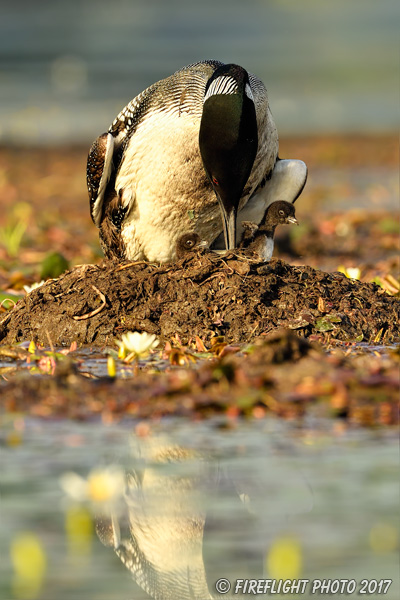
87,60,307,263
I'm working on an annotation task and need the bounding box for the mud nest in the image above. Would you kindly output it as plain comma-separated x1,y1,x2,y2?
1,251,399,347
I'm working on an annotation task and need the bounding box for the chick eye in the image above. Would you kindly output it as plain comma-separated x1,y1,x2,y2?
185,240,194,248
279,209,285,216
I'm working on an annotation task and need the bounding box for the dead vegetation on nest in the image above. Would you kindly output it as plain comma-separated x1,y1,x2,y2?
0,250,398,348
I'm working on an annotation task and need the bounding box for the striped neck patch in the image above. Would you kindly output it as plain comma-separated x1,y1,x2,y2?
204,75,254,103
204,75,239,101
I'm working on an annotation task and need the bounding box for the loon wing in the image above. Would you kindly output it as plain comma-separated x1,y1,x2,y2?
87,132,115,227
87,62,222,227
262,158,308,206
87,79,162,228
237,158,307,227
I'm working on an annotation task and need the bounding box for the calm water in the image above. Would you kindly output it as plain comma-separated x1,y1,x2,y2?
1,417,398,600
0,0,398,144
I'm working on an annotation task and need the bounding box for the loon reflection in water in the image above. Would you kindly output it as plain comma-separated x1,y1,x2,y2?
95,434,313,599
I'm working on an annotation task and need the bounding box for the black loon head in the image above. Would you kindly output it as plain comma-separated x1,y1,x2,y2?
199,64,258,251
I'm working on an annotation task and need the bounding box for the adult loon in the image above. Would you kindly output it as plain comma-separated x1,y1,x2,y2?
87,60,307,263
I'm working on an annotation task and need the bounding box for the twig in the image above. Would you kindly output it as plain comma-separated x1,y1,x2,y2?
199,272,228,286
0,311,13,327
72,285,106,321
115,261,156,272
46,329,55,353
215,257,235,275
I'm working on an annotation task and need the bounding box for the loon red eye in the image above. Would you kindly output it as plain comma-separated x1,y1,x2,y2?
212,177,219,186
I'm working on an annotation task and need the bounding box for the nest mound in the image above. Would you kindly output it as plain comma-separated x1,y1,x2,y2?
0,252,398,347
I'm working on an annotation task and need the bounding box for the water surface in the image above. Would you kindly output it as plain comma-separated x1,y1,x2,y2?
1,417,398,599
0,0,398,143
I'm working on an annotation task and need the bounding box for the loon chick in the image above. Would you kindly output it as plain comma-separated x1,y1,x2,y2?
175,232,207,258
239,221,259,247
87,60,307,263
246,200,298,261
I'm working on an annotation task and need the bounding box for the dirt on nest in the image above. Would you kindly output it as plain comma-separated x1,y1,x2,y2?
0,250,399,347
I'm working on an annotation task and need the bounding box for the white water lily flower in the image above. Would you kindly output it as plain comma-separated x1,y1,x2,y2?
60,466,125,504
338,266,361,280
23,280,46,294
116,331,159,360
346,267,361,280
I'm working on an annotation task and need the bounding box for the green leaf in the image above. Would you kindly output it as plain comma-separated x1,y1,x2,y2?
0,219,28,257
0,291,23,310
328,315,342,323
378,218,399,234
40,252,69,279
315,317,336,332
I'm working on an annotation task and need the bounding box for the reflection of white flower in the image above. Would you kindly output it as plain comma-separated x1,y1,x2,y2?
116,331,159,360
60,466,125,504
23,280,46,294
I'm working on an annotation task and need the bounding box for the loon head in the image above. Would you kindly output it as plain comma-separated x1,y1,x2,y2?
175,232,205,258
261,200,298,230
199,64,258,251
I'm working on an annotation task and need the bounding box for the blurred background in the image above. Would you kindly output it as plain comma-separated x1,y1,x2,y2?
0,0,398,144
0,0,398,288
